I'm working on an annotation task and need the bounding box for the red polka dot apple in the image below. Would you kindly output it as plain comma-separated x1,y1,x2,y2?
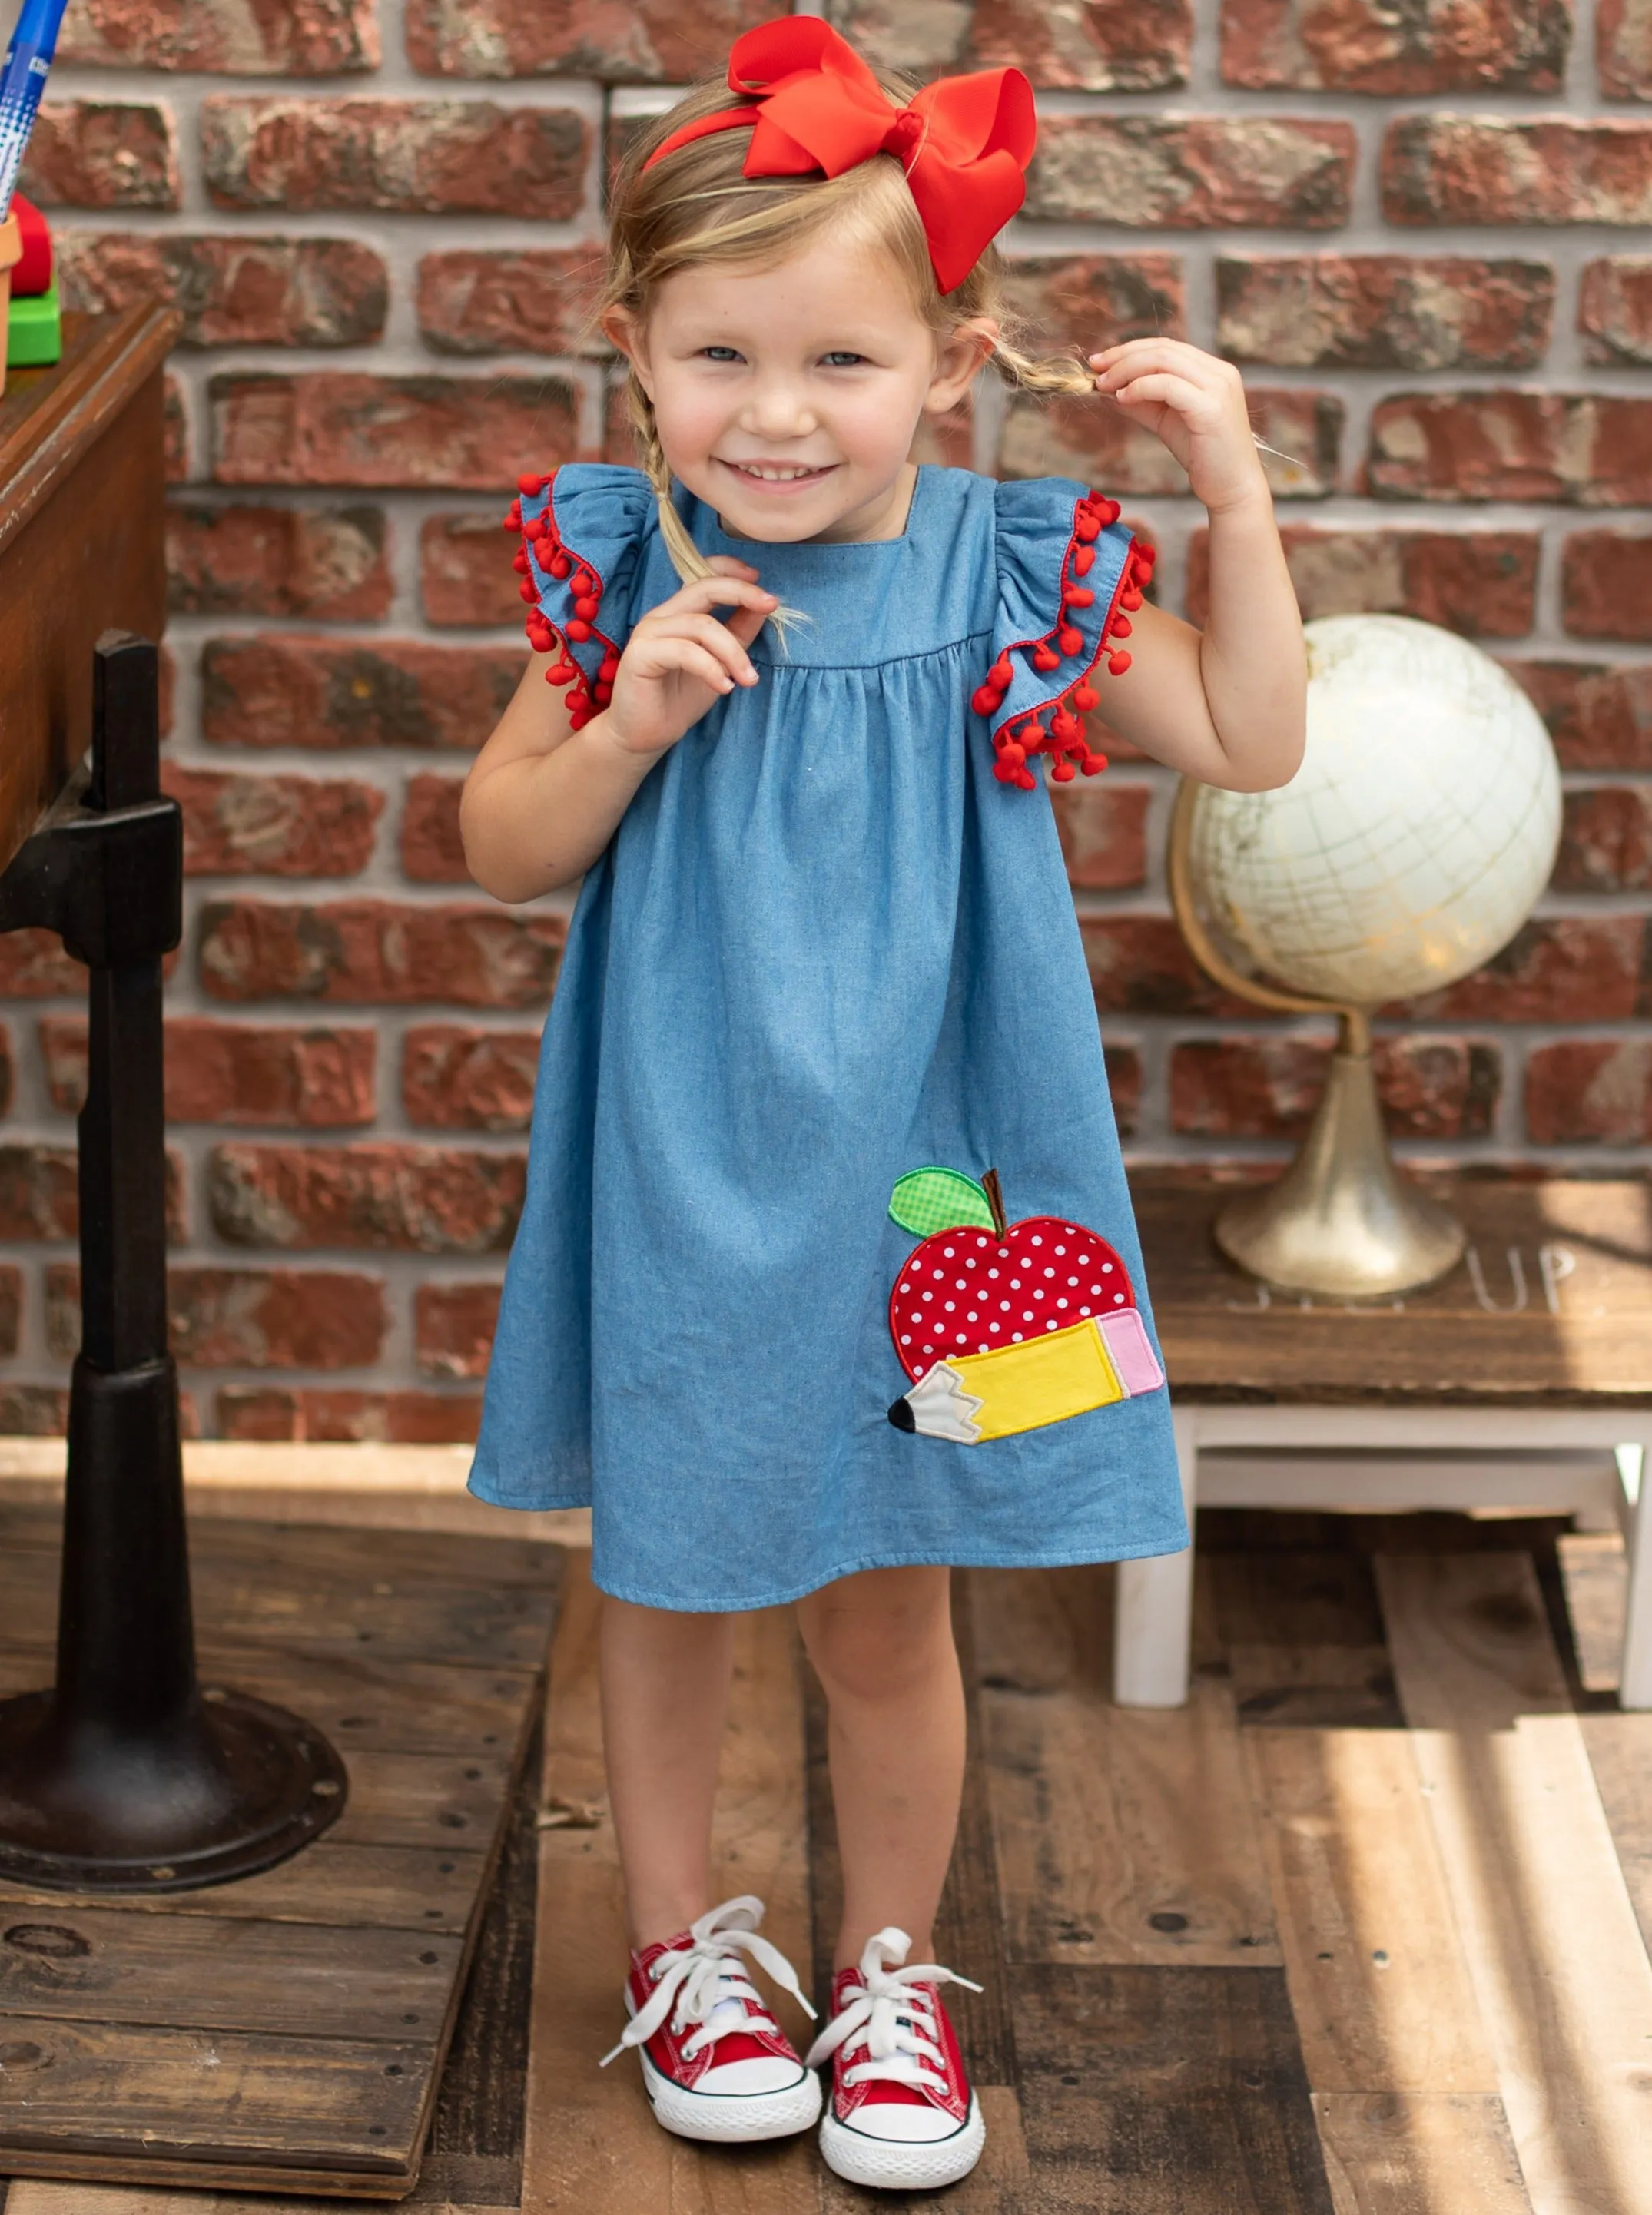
885,1166,1165,1446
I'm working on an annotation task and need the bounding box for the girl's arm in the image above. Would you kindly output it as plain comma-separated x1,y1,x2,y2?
461,559,777,903
1077,340,1306,795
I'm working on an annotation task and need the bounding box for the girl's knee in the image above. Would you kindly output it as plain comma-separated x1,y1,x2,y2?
798,1567,956,1704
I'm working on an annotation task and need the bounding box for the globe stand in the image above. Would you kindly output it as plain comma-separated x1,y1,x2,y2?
0,634,347,1893
1169,784,1467,1301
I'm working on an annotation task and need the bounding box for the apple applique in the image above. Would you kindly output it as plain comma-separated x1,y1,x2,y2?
885,1166,1165,1445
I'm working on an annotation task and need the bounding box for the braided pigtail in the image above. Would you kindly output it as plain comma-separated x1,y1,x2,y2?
627,373,718,592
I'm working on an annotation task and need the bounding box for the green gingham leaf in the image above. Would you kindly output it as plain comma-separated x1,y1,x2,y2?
888,1167,997,1239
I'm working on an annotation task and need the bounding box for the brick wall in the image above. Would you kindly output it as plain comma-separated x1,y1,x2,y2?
1,0,1647,1438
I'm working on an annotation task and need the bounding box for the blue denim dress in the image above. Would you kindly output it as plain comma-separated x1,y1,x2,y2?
469,463,1186,1610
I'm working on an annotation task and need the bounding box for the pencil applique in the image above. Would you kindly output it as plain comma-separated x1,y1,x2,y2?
885,1165,1165,1444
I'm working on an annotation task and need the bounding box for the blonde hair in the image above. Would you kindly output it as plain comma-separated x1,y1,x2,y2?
596,67,1093,588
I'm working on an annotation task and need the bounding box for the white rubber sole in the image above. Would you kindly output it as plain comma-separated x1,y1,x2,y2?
819,2092,986,2190
639,2047,823,2144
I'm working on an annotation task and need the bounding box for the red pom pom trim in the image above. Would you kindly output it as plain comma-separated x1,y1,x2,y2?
976,491,1151,796
513,465,622,728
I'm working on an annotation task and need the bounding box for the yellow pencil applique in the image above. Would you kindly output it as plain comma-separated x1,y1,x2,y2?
885,1166,1165,1446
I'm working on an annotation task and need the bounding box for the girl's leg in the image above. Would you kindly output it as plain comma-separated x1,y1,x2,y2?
599,1594,735,1949
795,1564,966,1968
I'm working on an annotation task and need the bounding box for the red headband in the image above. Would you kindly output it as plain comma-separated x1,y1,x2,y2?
642,16,1035,294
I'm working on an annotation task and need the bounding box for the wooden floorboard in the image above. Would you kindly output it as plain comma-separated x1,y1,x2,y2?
973,1564,1280,1968
0,1514,558,2200
1378,1550,1652,2215
1011,1964,1335,2213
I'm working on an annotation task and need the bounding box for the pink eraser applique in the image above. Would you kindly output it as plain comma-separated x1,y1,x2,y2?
1097,1308,1164,1396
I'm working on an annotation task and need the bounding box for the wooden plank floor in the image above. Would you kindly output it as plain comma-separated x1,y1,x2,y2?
0,1507,560,2201
5,1507,1652,2211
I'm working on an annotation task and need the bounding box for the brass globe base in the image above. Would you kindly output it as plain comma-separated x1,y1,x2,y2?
1215,1032,1467,1299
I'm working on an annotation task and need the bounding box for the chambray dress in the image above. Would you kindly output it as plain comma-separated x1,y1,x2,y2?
469,463,1186,1611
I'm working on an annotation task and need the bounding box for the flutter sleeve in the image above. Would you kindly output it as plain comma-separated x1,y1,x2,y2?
503,463,655,731
977,478,1155,791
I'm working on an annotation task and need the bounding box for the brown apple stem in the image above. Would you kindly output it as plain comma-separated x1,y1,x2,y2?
982,1168,1008,1239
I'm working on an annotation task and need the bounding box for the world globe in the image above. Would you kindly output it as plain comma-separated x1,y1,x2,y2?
1180,614,1562,1007
1170,613,1563,1297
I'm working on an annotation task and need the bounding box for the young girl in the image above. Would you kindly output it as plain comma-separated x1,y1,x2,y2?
463,15,1303,2191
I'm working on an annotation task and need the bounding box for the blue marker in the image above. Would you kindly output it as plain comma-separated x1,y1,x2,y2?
0,0,70,221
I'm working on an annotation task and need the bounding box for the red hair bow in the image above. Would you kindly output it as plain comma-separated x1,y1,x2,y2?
642,15,1035,293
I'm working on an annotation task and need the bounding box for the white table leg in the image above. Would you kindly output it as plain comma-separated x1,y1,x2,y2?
1617,1440,1652,1709
1113,1404,1197,1709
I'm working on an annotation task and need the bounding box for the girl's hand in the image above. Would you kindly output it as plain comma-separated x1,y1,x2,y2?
601,558,777,758
1089,340,1271,519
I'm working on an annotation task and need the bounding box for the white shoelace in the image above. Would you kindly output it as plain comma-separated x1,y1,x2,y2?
600,1894,815,2069
803,1926,981,2098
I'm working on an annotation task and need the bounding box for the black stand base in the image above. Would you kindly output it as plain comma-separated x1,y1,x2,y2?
0,1686,347,1895
0,636,345,1895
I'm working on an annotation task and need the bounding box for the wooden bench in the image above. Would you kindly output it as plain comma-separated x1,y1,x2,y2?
1126,1172,1652,1709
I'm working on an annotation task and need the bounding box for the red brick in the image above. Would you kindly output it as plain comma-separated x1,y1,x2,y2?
1600,0,1652,97
0,1146,186,1242
965,0,1191,90
0,1027,14,1117
417,247,605,358
1000,255,1186,356
1217,255,1554,370
197,898,566,1009
1220,0,1569,91
210,373,580,491
61,0,378,73
0,1266,21,1358
1103,1038,1142,1141
405,0,771,79
1186,526,1538,637
1050,782,1151,891
217,1385,483,1444
1170,1035,1499,1140
1026,116,1355,230
420,515,524,628
1002,388,1339,499
164,374,187,482
18,101,181,210
401,773,468,884
0,1146,79,1240
55,232,386,347
1082,917,1256,1018
415,1281,500,1379
203,98,589,218
403,1026,540,1132
0,931,85,997
1367,394,1652,506
166,1266,388,1368
164,764,385,877
168,502,390,621
208,1142,525,1253
1392,917,1643,1023
41,1013,376,1126
202,637,519,751
0,1385,68,1434
1554,788,1652,893
1505,662,1652,768
1525,1040,1652,1144
1562,531,1652,642
1382,117,1652,228
1580,258,1652,366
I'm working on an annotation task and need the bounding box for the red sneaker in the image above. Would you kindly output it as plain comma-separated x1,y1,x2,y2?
805,1928,986,2189
601,1895,821,2143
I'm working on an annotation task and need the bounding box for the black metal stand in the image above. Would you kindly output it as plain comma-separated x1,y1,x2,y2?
0,634,346,1892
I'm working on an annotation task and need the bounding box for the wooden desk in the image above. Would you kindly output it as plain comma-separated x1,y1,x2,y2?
0,305,178,864
1123,1174,1652,1707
